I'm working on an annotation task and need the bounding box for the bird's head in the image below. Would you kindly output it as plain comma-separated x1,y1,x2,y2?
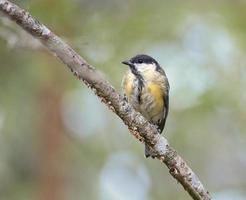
122,54,159,73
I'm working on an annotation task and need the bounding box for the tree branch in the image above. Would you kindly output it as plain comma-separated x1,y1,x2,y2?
0,1,212,200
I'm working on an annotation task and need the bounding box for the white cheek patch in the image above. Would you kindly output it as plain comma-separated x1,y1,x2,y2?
135,63,156,73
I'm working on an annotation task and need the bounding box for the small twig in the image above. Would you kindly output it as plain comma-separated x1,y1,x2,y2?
0,1,212,200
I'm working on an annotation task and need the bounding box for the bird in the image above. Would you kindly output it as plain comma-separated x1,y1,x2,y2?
122,54,169,158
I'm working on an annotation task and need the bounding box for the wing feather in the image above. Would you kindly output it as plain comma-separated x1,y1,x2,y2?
158,79,169,133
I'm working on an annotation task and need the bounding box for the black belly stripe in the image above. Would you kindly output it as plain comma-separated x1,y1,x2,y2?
137,93,141,103
134,74,144,104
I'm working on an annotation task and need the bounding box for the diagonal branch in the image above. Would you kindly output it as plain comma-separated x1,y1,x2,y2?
0,1,212,200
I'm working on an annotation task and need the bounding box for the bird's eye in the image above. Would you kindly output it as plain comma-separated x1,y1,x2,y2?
138,59,143,64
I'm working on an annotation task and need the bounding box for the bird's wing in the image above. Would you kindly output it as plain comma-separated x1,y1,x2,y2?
157,78,169,133
158,91,169,133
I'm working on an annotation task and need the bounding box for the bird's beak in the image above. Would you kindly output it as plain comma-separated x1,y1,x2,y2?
122,60,133,67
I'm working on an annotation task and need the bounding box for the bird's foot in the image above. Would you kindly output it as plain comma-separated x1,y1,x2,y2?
145,144,159,159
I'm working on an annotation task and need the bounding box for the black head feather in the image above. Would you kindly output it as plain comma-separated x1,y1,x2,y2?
122,54,164,74
129,54,158,65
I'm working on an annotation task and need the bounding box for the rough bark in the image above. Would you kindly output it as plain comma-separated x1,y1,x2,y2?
0,1,212,200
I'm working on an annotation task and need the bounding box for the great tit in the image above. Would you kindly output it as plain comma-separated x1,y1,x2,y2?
122,54,169,157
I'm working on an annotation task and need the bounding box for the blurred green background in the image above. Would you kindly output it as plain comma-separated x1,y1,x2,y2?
0,0,246,200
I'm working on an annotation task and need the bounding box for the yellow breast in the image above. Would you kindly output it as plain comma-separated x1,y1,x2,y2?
147,82,164,112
